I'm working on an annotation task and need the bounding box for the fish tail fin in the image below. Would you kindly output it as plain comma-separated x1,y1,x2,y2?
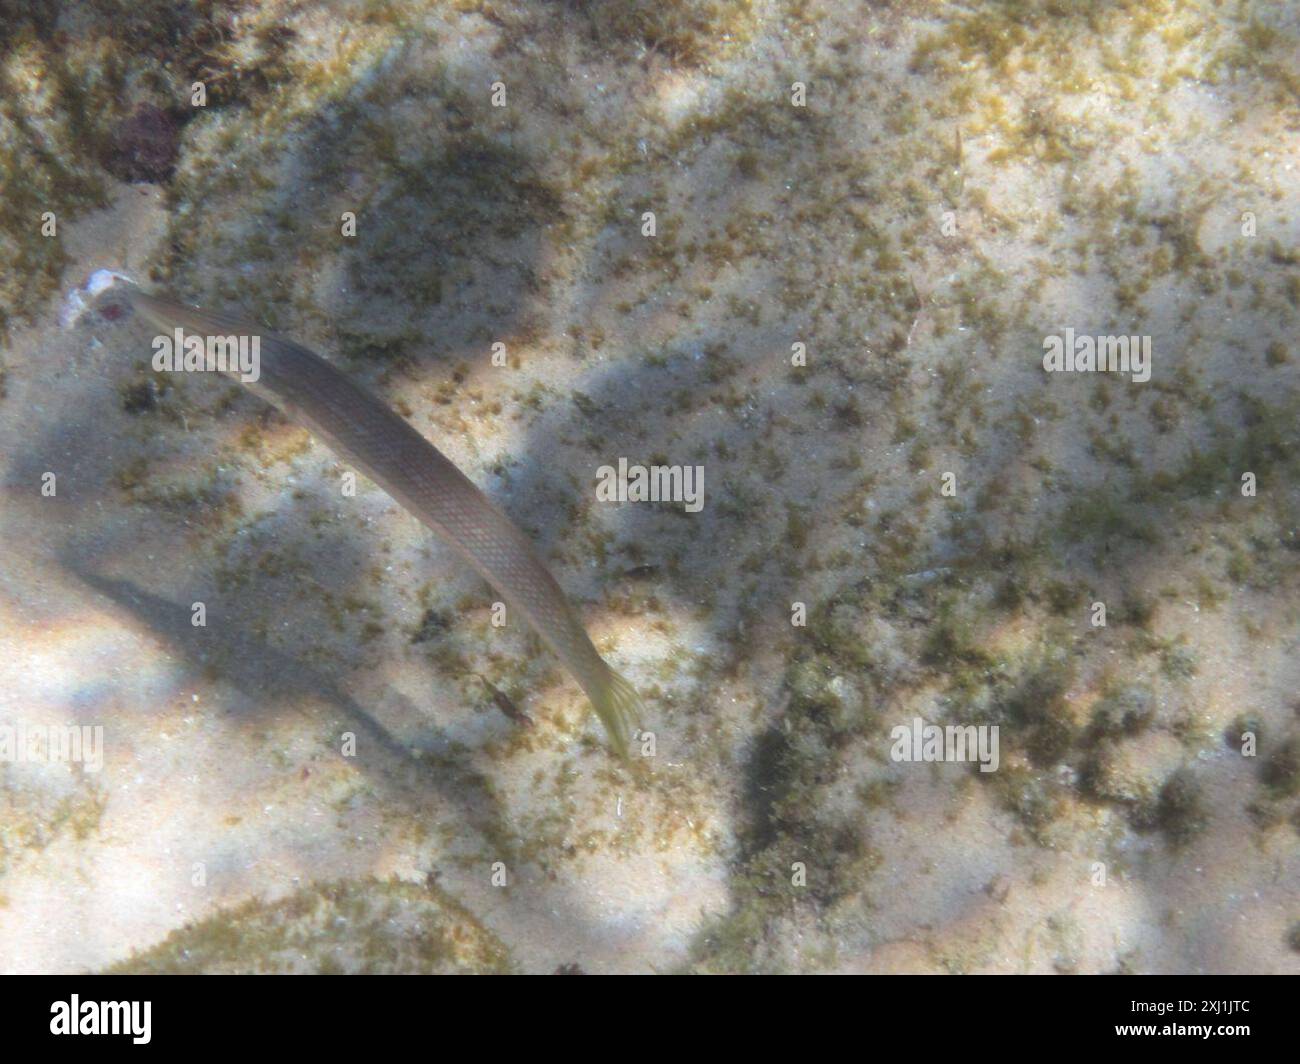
590,667,645,759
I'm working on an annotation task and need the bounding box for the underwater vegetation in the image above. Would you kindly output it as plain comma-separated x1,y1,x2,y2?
108,878,513,974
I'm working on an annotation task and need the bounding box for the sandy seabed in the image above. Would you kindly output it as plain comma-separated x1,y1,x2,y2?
0,0,1297,973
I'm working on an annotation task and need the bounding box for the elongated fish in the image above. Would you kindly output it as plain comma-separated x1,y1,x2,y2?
121,285,643,756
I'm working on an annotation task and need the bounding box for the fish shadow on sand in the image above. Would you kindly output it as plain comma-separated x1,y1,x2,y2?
64,560,516,863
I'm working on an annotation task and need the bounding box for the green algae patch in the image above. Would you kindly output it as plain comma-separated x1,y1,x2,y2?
571,0,757,67
685,597,885,973
0,42,105,336
108,877,513,974
0,771,107,889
